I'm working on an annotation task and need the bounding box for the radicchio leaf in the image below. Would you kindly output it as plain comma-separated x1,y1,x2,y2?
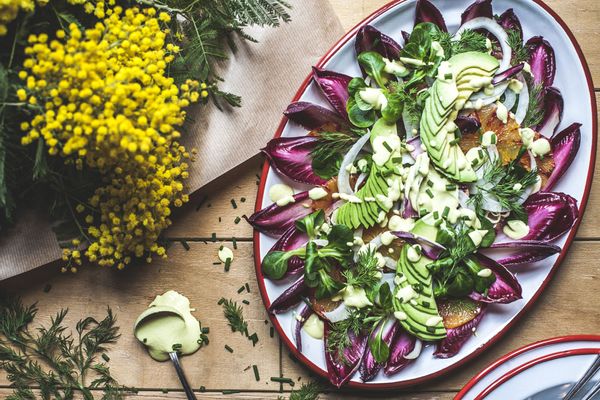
269,225,309,278
384,326,416,375
434,304,486,359
521,192,579,242
284,101,348,131
312,67,352,119
268,276,308,314
360,320,398,382
262,136,327,186
401,197,419,219
356,25,402,64
497,9,523,41
527,37,556,87
461,0,493,24
324,325,368,388
544,123,582,191
246,191,312,237
414,0,447,32
482,240,561,267
492,63,524,85
535,87,564,138
401,30,411,44
469,254,522,304
456,114,481,135
293,305,313,353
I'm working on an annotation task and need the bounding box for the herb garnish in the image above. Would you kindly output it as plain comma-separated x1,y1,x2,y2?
432,29,489,58
285,381,321,400
469,147,539,221
221,298,248,336
310,131,360,179
342,248,381,291
0,297,126,399
522,82,545,128
506,29,529,64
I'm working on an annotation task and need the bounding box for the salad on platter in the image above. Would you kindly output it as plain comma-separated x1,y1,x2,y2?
248,0,582,388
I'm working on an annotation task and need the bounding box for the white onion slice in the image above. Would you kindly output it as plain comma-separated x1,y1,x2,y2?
404,339,423,360
501,87,517,111
455,17,512,72
322,303,349,323
338,133,371,195
515,76,529,124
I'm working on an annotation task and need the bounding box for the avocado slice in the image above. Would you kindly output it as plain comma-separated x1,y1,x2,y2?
449,52,500,76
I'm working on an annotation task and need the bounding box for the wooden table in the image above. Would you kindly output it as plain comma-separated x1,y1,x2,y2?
2,1,599,399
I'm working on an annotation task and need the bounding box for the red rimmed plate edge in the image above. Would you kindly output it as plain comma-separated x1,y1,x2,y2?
252,0,598,391
456,335,600,399
473,347,600,400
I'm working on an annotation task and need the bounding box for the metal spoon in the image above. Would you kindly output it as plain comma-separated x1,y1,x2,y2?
564,355,600,400
169,352,197,400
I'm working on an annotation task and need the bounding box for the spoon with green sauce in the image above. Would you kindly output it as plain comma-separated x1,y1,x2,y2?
134,291,202,400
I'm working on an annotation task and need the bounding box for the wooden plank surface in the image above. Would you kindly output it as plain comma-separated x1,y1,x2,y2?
1,1,599,399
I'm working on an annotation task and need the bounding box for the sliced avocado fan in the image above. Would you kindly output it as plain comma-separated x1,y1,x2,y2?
419,52,500,183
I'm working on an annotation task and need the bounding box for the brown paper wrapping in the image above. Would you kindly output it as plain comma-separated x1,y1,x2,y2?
0,0,344,280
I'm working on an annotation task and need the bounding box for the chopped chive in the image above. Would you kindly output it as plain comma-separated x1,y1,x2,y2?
101,353,110,362
446,184,457,191
270,377,295,386
180,240,190,251
434,218,443,227
222,390,240,395
232,237,238,249
217,297,225,305
253,365,260,381
172,343,182,351
43,284,52,293
433,211,439,220
445,73,453,80
426,188,434,198
242,300,250,305
161,389,168,394
244,365,251,372
245,283,250,292
234,216,241,224
419,208,428,215
241,197,246,203
230,199,238,209
450,138,460,145
201,327,209,334
249,333,259,346
382,141,393,153
426,180,434,187
211,233,217,242
224,344,234,353
237,286,245,294
392,156,403,163
213,261,221,265
478,149,484,159
199,386,206,392
224,258,232,272
270,326,274,337
442,206,450,218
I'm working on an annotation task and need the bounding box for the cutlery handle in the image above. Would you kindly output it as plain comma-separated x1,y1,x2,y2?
564,354,600,400
169,352,198,400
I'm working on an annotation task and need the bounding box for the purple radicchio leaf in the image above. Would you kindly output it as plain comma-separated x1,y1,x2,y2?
283,101,348,131
434,304,486,359
269,225,308,278
401,30,411,44
384,324,417,376
393,231,445,260
521,192,579,242
293,305,314,353
414,0,447,32
544,123,582,191
527,36,556,88
461,0,493,24
262,136,328,186
268,276,308,314
324,325,368,388
497,9,523,41
246,191,312,237
481,240,561,267
535,87,564,138
456,114,482,135
359,319,398,382
469,254,522,304
312,67,352,120
492,63,524,85
401,197,419,219
356,25,402,63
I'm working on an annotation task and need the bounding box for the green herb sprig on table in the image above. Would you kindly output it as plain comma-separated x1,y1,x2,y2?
0,297,125,400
